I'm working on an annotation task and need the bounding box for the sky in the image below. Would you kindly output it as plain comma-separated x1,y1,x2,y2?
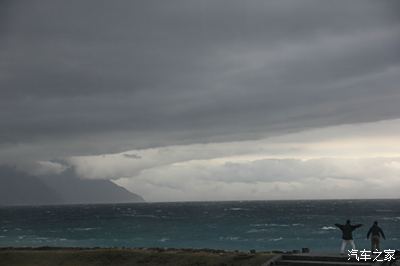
1,0,400,201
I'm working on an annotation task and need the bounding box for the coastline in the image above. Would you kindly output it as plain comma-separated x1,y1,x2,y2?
0,246,275,266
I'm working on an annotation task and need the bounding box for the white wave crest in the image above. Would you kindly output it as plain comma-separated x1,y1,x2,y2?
321,226,337,230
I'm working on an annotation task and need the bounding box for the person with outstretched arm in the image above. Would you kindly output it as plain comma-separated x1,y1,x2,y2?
335,219,363,254
367,221,386,251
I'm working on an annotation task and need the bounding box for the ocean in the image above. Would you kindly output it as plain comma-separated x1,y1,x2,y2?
0,199,399,252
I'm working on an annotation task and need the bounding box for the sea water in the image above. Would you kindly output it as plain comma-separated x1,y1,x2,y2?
0,199,399,252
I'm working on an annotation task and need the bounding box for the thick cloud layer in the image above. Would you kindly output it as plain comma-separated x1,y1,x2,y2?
1,0,400,163
1,1,400,201
67,119,400,179
64,119,400,201
115,157,400,202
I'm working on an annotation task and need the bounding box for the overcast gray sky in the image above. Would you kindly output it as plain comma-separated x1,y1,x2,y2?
1,0,400,201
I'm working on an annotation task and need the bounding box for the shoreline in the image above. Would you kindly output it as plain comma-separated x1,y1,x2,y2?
0,246,286,253
0,246,276,266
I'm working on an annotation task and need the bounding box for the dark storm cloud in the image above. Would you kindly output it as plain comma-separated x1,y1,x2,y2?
1,0,400,162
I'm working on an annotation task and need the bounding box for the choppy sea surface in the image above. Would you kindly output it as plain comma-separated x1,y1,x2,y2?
0,199,399,252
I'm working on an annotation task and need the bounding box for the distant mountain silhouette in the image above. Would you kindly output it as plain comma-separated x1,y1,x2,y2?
0,166,144,205
0,166,62,205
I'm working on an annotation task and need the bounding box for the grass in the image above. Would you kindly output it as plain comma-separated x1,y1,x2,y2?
0,247,275,266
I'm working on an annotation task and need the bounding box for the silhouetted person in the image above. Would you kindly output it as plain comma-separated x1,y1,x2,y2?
335,219,363,254
367,221,385,251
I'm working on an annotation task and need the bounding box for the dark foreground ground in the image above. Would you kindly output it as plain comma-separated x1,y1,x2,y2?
0,247,275,266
